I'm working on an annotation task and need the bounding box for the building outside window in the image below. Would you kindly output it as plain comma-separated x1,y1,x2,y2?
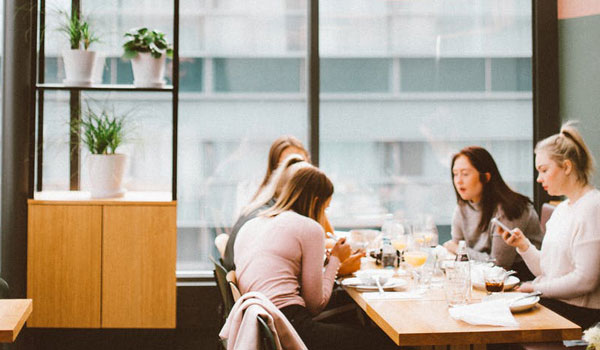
39,0,532,275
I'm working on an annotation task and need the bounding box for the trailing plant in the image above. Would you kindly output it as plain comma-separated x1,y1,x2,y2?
123,27,173,59
57,9,99,50
72,105,127,155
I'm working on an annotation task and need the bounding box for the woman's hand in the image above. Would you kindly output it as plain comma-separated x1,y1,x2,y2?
515,282,535,293
330,238,351,263
443,240,458,254
337,251,366,276
498,227,530,252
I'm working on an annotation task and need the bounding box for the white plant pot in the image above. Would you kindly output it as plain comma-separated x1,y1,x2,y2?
131,52,166,87
92,53,106,84
88,154,127,199
62,49,97,86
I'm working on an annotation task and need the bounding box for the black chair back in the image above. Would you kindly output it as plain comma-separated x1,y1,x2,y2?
257,315,277,350
210,256,235,318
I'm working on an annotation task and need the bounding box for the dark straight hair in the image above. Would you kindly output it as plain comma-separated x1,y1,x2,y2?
451,146,532,232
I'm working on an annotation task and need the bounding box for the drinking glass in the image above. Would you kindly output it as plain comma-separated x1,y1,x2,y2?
484,267,507,295
404,249,428,288
444,262,470,307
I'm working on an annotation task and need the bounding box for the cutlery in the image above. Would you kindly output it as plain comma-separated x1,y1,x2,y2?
510,291,542,305
375,275,385,296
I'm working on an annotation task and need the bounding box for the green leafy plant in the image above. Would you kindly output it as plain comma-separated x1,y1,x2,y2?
72,106,127,155
57,10,99,50
123,27,173,59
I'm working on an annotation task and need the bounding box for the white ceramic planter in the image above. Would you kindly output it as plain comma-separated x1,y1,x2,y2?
131,52,166,87
88,154,127,199
92,53,106,84
62,49,97,86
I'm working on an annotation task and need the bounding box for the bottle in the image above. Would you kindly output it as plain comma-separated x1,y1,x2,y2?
455,240,471,301
382,237,396,269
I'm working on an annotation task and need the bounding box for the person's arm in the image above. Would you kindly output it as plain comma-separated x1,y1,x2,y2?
532,216,600,299
299,222,345,316
502,227,542,276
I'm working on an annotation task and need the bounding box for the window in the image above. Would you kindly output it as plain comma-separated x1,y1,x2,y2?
38,0,533,275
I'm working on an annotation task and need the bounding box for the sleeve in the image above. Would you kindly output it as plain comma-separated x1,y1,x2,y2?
489,208,526,270
451,206,464,243
532,207,600,298
518,243,542,277
298,221,341,316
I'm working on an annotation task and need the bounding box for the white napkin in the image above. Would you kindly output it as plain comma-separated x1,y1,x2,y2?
448,300,518,327
362,291,424,301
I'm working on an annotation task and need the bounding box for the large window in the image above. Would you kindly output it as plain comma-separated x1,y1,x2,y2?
320,0,533,230
38,0,533,275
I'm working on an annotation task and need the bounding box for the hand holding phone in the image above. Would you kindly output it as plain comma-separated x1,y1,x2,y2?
491,217,513,237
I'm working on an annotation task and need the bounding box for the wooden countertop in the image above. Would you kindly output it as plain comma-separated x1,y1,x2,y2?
0,299,32,342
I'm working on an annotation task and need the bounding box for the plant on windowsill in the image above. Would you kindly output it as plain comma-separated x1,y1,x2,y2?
72,105,130,198
58,9,101,86
122,27,173,88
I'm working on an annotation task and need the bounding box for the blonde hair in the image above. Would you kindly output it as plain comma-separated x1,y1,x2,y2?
263,167,333,223
242,154,306,215
535,121,595,185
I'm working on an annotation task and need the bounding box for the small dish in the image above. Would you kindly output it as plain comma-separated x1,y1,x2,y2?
355,269,395,286
484,292,540,313
341,277,408,291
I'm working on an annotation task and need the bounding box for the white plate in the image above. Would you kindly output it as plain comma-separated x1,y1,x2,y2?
341,277,408,291
472,275,520,291
484,292,541,313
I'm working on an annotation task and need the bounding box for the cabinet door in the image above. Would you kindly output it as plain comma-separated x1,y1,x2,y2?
102,205,176,328
27,204,102,328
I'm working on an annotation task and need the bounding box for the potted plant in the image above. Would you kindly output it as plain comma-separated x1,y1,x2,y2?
123,27,173,87
58,10,100,86
72,105,129,198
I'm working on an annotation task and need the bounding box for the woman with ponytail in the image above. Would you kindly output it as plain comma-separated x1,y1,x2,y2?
502,122,600,329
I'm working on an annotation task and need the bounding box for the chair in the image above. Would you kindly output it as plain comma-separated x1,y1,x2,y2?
226,270,242,302
0,278,9,299
540,203,556,235
211,256,235,319
257,314,278,350
215,233,229,260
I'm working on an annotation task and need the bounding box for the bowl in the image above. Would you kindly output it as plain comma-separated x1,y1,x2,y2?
355,269,394,286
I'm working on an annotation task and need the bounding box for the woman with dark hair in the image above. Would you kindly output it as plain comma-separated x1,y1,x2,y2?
443,146,543,280
234,167,396,350
502,122,600,329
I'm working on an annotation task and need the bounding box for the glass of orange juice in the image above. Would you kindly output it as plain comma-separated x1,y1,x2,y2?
404,249,429,288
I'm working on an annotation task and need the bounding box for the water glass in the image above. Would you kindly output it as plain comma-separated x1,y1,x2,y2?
444,264,470,307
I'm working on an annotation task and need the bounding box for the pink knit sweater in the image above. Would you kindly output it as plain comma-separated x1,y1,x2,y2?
234,210,341,316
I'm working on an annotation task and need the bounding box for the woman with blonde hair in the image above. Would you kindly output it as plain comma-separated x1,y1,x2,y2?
223,154,307,270
501,122,600,329
234,167,396,350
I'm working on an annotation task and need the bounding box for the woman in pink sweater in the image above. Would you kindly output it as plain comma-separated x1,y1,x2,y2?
501,122,600,329
235,166,396,350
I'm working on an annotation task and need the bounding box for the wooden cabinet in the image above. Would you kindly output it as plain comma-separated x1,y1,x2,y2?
27,193,176,328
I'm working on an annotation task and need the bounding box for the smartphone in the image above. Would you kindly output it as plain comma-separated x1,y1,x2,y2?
491,217,512,237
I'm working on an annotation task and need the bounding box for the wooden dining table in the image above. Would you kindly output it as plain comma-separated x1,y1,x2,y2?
0,299,32,343
342,276,581,350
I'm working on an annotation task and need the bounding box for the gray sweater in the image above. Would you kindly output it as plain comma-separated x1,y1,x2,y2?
451,201,543,269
